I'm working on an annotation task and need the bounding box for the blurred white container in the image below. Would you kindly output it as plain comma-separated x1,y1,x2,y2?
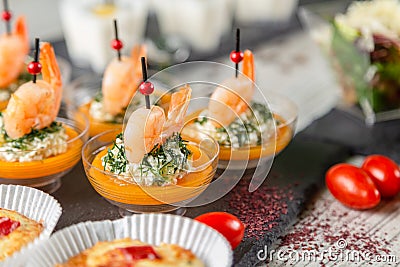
151,0,233,53
59,0,148,73
235,0,299,24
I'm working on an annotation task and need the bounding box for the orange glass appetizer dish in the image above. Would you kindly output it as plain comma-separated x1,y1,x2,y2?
74,20,146,137
83,59,219,213
186,30,297,169
0,2,30,110
0,39,88,192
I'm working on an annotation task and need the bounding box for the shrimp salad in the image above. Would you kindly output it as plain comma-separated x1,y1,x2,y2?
0,41,67,162
101,133,192,186
0,114,67,162
194,102,275,148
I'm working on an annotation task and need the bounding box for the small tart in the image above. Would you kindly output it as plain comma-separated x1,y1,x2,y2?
0,208,43,261
56,238,204,267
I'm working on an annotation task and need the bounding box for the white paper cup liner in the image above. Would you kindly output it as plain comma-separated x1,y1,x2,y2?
0,184,62,267
28,214,233,267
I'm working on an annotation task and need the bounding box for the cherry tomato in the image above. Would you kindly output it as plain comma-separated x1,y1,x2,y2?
326,163,380,210
362,155,400,198
194,212,245,249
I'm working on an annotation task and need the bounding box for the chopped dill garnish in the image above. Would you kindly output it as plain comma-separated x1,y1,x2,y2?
3,122,64,151
194,102,273,147
102,132,192,185
102,133,128,174
139,133,192,184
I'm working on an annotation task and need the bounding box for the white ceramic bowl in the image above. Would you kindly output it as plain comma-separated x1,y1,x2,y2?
27,214,232,267
0,184,62,267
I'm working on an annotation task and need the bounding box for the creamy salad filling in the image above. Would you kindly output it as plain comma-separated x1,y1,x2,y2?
0,115,68,162
89,93,125,123
102,133,192,186
194,102,275,148
89,92,141,123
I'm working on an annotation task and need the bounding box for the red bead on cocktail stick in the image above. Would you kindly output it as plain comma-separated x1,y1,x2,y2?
140,57,153,109
230,28,243,78
111,19,123,61
139,81,154,96
27,38,42,83
2,10,11,21
2,0,12,35
230,51,243,64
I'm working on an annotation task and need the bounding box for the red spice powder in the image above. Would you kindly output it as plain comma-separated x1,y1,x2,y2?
228,179,295,239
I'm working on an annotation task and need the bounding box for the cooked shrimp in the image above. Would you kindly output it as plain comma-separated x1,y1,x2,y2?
208,49,255,127
3,42,62,139
102,44,146,116
40,42,63,113
163,84,191,138
124,106,165,164
0,16,29,88
124,86,192,164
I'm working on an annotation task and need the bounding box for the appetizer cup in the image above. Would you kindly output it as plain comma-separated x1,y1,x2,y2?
183,90,297,169
0,104,89,193
216,90,297,169
82,128,219,214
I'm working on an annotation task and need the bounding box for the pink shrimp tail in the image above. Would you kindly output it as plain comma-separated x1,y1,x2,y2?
40,42,63,117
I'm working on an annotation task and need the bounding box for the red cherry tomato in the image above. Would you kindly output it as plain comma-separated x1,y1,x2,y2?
362,155,400,198
194,212,245,249
326,163,380,210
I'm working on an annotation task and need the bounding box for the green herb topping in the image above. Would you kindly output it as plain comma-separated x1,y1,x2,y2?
195,102,273,148
1,121,64,151
102,132,192,186
101,133,128,175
